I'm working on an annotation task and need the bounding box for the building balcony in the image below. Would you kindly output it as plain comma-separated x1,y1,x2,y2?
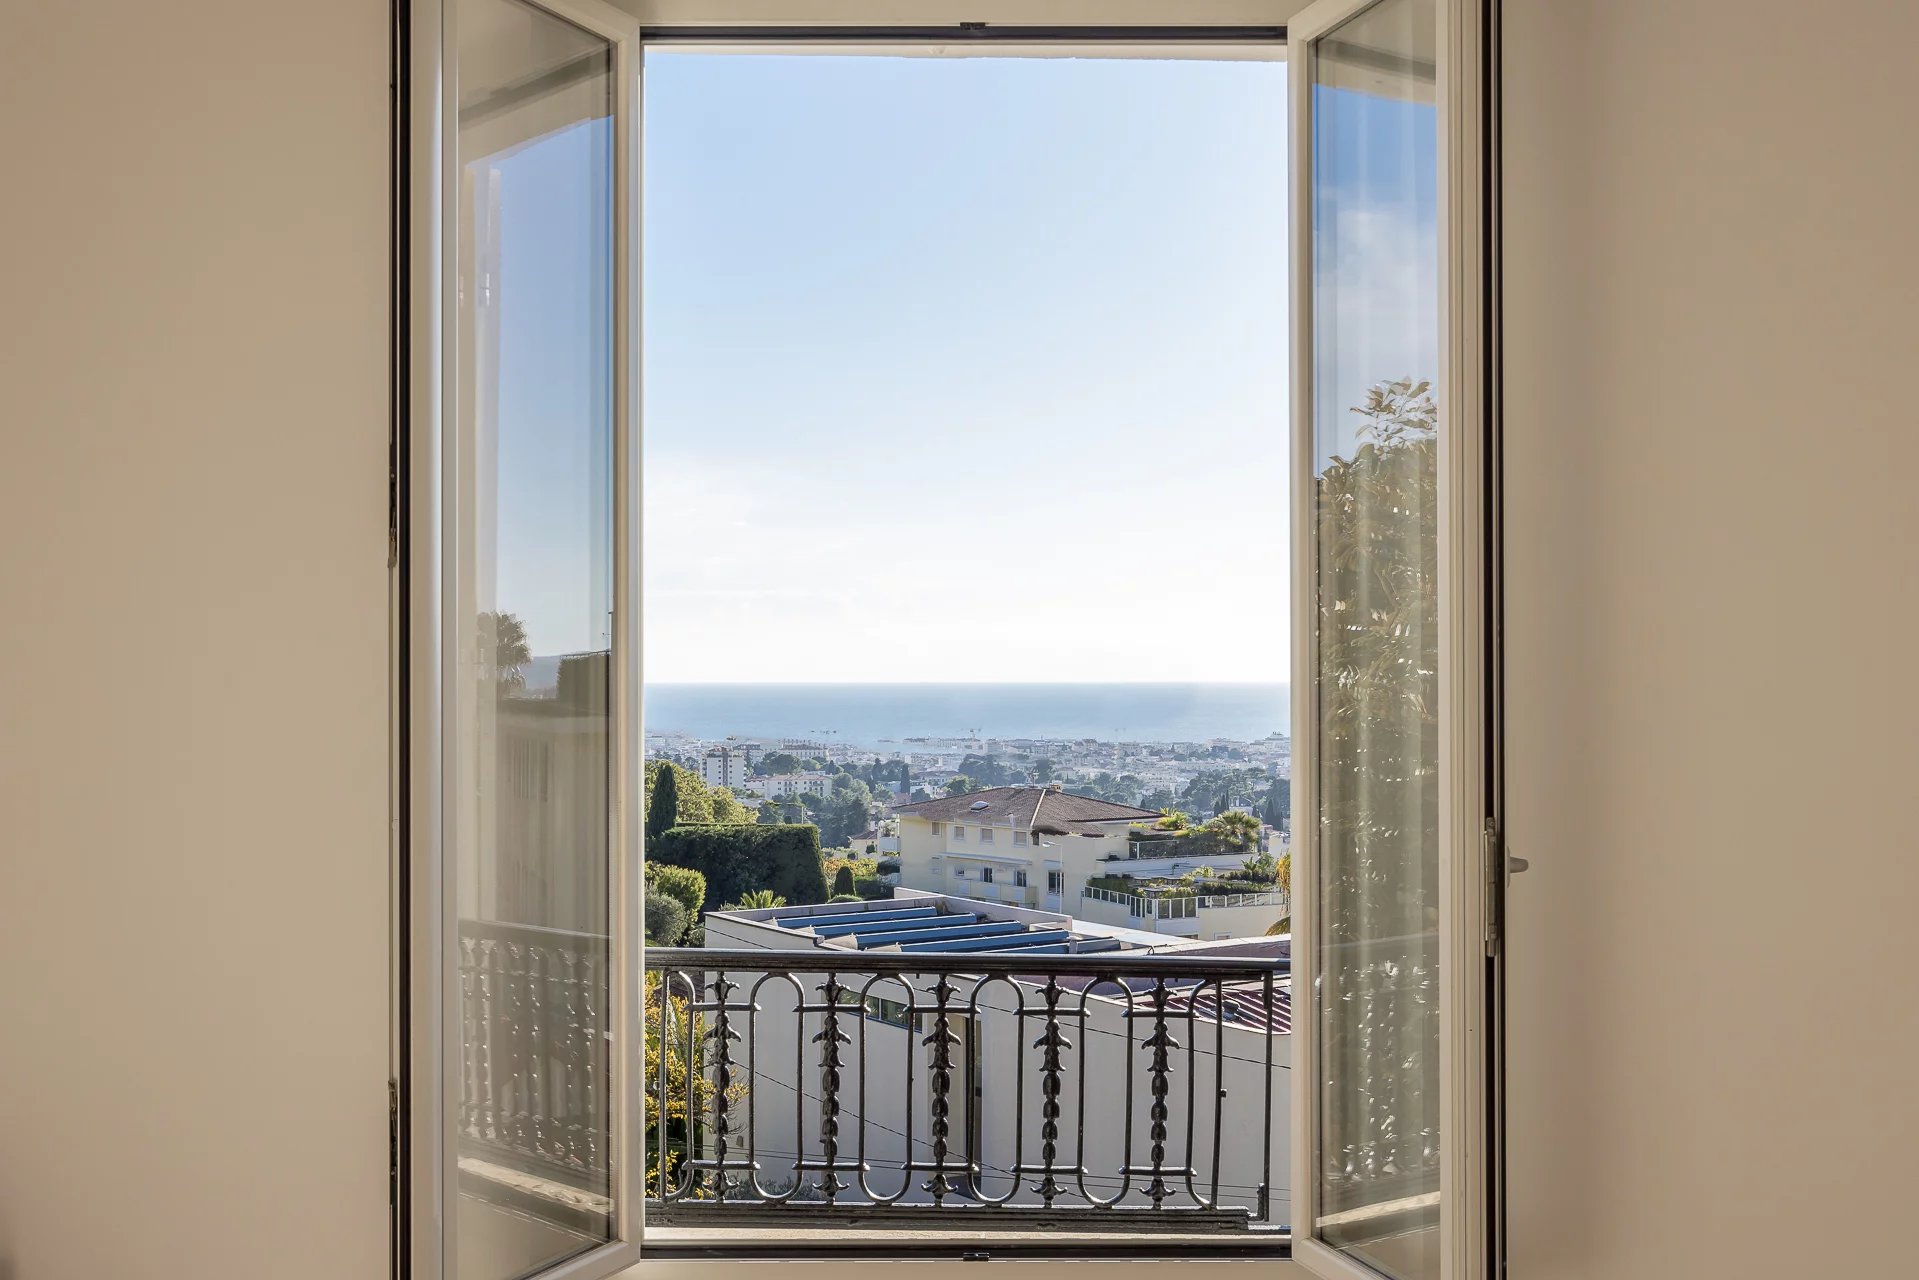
456,903,1442,1253
1076,887,1290,939
641,941,1289,1243
451,912,1293,1251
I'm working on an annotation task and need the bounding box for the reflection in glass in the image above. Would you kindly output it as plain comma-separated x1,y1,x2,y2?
1309,0,1441,1276
454,0,615,1275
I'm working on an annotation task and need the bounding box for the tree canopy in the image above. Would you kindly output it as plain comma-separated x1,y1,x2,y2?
644,758,750,827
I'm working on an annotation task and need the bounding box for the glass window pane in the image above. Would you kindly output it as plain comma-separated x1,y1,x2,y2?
454,0,615,1275
1309,0,1440,1276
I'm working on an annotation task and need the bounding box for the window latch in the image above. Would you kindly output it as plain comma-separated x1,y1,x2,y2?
1484,819,1525,955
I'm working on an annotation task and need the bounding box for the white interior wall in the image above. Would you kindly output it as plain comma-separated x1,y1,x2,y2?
0,1,392,1277
1502,2,1919,1276
6,0,1916,1277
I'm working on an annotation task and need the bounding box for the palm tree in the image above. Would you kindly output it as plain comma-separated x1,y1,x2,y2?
1203,809,1261,853
479,611,532,692
726,889,786,911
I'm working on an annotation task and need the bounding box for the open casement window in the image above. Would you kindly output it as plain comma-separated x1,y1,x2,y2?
404,0,641,1277
401,4,1497,1278
1288,1,1497,1279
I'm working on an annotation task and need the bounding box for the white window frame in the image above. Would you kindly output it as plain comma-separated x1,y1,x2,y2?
403,5,1497,1278
405,0,642,1278
1287,2,1493,1279
979,826,995,844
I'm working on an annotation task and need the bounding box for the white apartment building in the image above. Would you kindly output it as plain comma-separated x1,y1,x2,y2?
892,784,1258,913
749,771,834,799
698,743,759,790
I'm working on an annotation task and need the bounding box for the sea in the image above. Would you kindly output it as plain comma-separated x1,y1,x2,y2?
639,683,1291,749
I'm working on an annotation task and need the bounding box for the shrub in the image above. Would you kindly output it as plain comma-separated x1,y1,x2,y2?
653,823,829,908
644,863,706,923
853,876,890,901
832,865,856,896
727,889,786,911
824,854,878,881
644,892,687,946
876,856,900,876
828,893,863,904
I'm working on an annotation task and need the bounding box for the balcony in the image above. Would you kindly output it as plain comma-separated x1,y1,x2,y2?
642,944,1290,1243
455,909,1454,1256
1078,886,1290,939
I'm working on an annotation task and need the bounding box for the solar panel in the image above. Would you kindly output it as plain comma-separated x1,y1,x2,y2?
897,928,1073,954
855,920,1027,949
812,913,981,940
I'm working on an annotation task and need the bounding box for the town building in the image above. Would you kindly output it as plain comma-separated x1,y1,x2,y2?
892,784,1260,913
747,771,834,799
1076,872,1290,940
698,743,759,790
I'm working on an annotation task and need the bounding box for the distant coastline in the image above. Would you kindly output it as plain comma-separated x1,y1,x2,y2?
637,682,1291,747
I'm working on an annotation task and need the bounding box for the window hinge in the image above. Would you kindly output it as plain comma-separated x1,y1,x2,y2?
1484,818,1503,957
387,430,400,569
388,1076,400,1199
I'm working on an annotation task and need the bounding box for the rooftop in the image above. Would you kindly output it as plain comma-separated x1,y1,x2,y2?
735,892,1155,957
704,894,1292,1032
891,784,1159,834
759,898,1143,955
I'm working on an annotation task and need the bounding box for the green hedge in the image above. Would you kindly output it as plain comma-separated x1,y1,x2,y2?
652,823,828,908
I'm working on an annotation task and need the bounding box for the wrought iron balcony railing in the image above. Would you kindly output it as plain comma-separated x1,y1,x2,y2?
456,918,1436,1247
643,946,1289,1235
456,919,614,1234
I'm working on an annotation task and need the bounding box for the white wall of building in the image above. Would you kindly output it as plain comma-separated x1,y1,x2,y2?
898,814,1142,902
750,772,834,799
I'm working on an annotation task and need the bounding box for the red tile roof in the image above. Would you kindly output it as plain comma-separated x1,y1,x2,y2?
891,785,1159,834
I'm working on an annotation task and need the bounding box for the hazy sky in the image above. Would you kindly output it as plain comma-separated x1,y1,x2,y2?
481,53,1434,681
640,53,1290,684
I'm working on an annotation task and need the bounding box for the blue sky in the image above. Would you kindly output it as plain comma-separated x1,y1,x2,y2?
639,53,1290,683
477,53,1434,681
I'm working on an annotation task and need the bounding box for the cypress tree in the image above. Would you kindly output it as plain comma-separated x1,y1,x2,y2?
647,765,680,847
